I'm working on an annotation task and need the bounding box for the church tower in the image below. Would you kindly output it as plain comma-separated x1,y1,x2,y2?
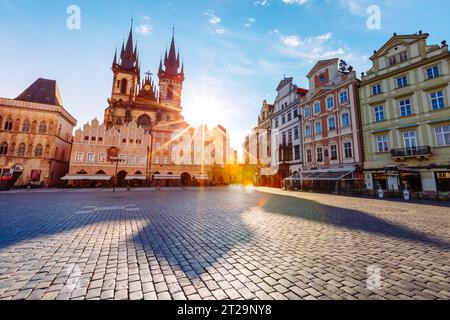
111,22,140,103
158,30,185,111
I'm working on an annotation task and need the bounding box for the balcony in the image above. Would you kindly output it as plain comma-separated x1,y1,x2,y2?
391,146,432,161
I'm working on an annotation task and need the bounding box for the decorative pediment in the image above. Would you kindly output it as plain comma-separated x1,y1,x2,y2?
371,33,428,60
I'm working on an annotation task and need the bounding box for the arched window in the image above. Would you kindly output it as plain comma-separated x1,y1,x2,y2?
120,78,128,94
31,121,37,132
17,143,26,157
39,121,47,134
22,120,30,132
116,118,123,126
4,118,13,131
0,142,8,155
35,144,43,157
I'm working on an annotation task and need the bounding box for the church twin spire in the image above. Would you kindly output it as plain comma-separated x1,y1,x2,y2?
158,28,184,80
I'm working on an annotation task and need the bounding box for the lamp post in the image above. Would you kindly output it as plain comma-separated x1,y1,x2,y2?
110,156,123,193
146,127,154,187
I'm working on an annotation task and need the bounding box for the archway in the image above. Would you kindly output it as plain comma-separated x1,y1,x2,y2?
117,171,128,187
181,172,191,186
137,114,152,133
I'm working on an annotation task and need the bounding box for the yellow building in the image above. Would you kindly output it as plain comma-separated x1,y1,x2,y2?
0,78,76,187
359,32,450,198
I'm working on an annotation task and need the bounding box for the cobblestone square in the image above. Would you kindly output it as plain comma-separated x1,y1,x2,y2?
0,187,449,300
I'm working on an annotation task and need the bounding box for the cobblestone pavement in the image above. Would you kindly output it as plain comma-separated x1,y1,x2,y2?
0,186,449,300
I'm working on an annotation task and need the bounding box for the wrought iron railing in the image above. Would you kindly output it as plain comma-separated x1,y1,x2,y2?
391,146,432,157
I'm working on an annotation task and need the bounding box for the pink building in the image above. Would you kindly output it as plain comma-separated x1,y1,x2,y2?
300,59,364,192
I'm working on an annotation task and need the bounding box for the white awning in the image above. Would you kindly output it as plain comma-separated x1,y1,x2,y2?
125,175,147,181
153,174,181,180
61,175,112,181
193,174,209,180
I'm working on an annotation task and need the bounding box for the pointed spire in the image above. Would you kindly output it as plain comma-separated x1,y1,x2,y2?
112,47,118,66
120,19,137,70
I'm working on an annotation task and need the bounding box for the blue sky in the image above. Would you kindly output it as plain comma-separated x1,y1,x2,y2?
0,0,449,157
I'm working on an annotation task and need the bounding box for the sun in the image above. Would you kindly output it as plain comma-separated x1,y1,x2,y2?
183,94,224,128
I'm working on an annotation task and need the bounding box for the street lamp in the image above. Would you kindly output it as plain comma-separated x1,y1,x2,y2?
110,156,124,193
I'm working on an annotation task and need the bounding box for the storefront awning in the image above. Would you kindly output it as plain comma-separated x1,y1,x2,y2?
153,174,181,180
125,175,147,181
299,169,356,181
193,174,209,181
61,175,112,181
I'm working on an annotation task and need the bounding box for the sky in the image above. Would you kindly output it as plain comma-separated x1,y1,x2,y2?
0,0,449,159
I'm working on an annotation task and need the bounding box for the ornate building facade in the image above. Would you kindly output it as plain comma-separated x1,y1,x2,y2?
0,78,77,187
300,59,364,192
360,32,450,197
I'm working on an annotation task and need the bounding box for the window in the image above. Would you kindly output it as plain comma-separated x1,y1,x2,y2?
17,143,26,156
374,106,385,122
306,150,312,163
119,154,126,163
0,142,8,155
155,156,160,164
327,97,334,109
22,120,30,132
431,91,445,110
372,84,382,96
76,152,84,163
305,125,311,138
86,152,95,163
294,127,299,140
342,113,350,128
120,78,128,94
330,145,338,160
275,119,279,128
282,115,286,125
399,99,412,117
282,133,287,145
294,145,300,160
344,142,353,159
389,55,397,66
377,136,390,152
340,91,348,104
4,118,13,131
314,103,321,114
139,156,146,165
38,121,47,134
315,121,322,135
35,144,43,157
397,76,408,88
293,109,299,118
317,147,323,162
288,130,292,143
129,155,136,164
98,153,106,163
304,107,311,117
287,112,292,122
164,143,169,151
163,156,169,165
427,66,440,79
435,125,450,147
399,51,408,63
328,117,336,131
156,142,161,150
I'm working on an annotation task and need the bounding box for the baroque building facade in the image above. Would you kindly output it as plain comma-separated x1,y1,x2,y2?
360,32,450,197
300,59,364,192
0,78,76,187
